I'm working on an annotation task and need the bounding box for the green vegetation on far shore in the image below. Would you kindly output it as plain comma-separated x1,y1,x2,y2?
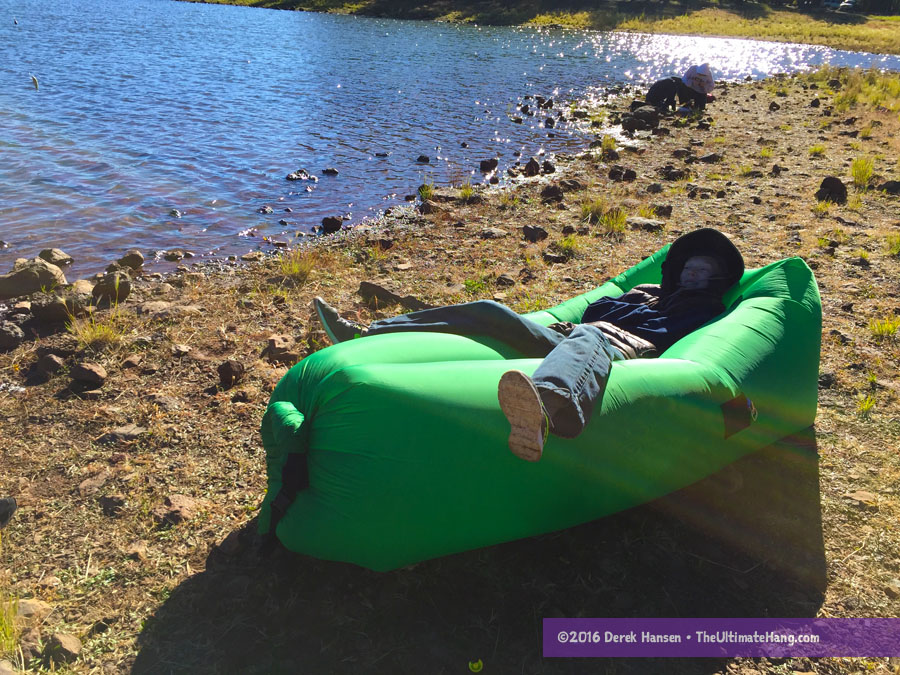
181,0,900,55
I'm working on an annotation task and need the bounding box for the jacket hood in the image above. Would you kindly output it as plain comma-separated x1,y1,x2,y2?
660,228,744,296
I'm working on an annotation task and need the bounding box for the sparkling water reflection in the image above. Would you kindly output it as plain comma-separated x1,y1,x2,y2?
2,0,899,276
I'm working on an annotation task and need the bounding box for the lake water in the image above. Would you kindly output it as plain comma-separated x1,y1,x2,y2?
2,0,900,278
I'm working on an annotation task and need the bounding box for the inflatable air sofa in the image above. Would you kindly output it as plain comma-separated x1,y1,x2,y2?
259,244,821,571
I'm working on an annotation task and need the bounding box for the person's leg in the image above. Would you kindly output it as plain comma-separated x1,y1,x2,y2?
322,298,567,357
499,324,624,461
314,297,563,355
532,324,623,439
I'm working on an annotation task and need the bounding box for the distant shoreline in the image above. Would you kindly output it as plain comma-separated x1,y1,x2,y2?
178,0,900,55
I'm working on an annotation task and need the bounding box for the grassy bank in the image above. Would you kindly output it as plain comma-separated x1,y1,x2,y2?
2,67,900,673
183,0,900,54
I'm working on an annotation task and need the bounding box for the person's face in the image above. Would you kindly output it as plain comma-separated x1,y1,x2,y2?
679,256,716,290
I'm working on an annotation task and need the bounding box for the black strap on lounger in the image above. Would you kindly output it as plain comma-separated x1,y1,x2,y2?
260,452,309,556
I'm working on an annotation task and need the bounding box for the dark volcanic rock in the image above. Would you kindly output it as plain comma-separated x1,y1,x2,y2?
479,158,499,173
815,176,848,204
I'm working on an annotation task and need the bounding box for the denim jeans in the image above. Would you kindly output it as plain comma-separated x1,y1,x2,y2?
365,300,624,438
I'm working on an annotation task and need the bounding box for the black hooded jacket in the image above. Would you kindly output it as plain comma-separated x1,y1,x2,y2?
580,229,744,353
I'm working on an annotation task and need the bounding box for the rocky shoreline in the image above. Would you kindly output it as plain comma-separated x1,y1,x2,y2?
2,68,900,674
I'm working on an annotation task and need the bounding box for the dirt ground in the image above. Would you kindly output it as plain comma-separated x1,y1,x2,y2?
1,67,899,674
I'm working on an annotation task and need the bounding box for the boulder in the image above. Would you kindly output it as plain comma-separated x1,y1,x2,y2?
92,271,132,305
479,227,508,240
479,158,499,173
37,354,66,376
627,217,665,232
559,179,585,192
0,322,24,351
815,176,848,204
217,360,245,389
609,165,637,182
522,225,549,243
47,633,82,665
321,216,343,234
879,180,900,195
16,599,53,623
38,248,73,266
416,155,430,164
631,106,660,126
542,160,556,174
540,185,564,203
0,258,67,300
117,249,144,270
30,293,72,324
262,334,300,366
71,362,107,387
523,158,541,177
357,281,432,312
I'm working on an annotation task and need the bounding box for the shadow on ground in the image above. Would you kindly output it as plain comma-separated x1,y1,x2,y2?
133,429,823,675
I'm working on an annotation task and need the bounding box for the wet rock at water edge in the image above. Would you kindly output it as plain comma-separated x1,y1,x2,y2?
257,205,274,214
322,167,339,176
416,155,430,164
286,169,311,181
322,216,343,234
117,249,144,270
523,157,541,177
479,158,499,173
815,176,848,204
92,270,131,305
542,160,555,174
39,248,73,266
0,257,67,300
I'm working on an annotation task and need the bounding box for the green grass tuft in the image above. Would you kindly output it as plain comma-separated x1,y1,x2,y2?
580,197,607,224
278,247,318,284
599,207,627,234
850,156,874,190
869,316,899,341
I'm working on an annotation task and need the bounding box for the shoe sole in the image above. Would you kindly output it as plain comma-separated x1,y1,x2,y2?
498,370,545,462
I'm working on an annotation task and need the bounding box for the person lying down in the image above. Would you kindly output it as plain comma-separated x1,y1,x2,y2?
313,228,744,462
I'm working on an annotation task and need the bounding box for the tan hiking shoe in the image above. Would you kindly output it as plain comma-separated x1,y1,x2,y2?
498,370,549,462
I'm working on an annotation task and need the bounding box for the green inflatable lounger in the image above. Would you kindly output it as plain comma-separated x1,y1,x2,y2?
259,246,821,571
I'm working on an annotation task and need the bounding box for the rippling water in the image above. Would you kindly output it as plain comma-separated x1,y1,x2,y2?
2,0,899,277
